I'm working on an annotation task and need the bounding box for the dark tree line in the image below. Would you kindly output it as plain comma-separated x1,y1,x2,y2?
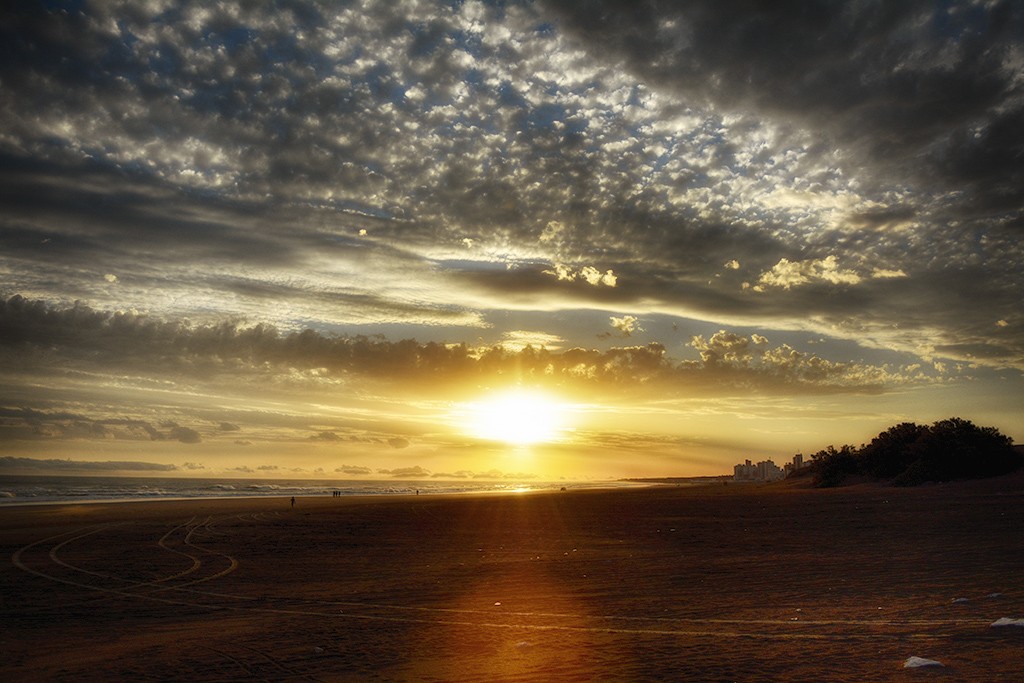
807,418,1021,487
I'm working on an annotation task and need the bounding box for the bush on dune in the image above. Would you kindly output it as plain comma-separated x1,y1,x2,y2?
807,418,1020,488
858,422,927,479
809,444,859,488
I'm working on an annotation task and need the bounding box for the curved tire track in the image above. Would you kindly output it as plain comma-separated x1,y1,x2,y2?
10,515,995,643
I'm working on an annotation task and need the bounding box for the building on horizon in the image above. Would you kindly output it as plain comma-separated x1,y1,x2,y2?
733,458,784,482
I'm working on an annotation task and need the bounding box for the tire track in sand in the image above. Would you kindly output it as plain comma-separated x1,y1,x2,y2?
11,516,240,598
11,516,998,643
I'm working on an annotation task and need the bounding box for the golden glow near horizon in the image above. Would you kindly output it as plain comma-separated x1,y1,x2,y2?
462,389,569,446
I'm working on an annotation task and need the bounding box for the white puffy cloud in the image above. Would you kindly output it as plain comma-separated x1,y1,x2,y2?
754,256,862,291
545,264,617,287
609,315,642,337
500,330,565,351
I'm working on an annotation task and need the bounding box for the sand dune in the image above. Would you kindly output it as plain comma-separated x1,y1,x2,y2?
3,476,1024,681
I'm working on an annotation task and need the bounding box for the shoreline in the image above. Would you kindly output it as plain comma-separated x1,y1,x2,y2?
0,473,650,509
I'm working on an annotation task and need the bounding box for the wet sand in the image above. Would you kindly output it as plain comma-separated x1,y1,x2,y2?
3,475,1024,681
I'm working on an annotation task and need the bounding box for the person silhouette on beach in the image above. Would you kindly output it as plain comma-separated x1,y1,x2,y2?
290,496,295,508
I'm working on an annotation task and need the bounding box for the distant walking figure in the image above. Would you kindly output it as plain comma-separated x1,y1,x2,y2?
290,496,295,508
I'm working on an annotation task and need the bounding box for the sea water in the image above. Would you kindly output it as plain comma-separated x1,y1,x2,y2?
0,474,627,506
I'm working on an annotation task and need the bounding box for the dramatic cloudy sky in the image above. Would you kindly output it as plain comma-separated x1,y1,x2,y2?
1,0,1022,480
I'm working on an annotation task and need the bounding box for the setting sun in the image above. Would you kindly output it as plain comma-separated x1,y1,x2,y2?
463,389,568,446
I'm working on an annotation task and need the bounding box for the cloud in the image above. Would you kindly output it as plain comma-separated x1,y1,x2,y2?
685,331,931,391
754,256,862,290
609,315,643,337
432,470,473,479
579,266,618,287
335,464,372,475
750,256,912,292
0,2,1017,385
387,437,410,449
0,405,210,445
0,456,176,472
471,469,539,480
545,0,1024,216
377,465,431,478
168,425,202,444
310,431,342,442
690,330,769,366
545,264,618,287
499,330,566,351
870,268,908,280
0,298,950,400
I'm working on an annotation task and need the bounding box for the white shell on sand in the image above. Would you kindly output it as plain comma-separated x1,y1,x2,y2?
904,656,944,668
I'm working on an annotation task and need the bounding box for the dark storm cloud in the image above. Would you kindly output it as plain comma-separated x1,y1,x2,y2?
0,405,206,444
0,296,934,395
0,456,177,472
0,0,1020,378
545,0,1024,216
0,156,286,259
167,424,202,443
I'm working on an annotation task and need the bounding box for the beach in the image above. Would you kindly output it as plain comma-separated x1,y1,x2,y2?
3,477,1024,681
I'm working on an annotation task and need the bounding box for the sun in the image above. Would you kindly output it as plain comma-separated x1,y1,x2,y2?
463,389,567,446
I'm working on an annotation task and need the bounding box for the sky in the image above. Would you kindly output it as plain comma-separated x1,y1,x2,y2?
1,0,1022,481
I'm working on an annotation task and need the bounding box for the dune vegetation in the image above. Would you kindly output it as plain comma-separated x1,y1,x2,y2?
806,418,1021,487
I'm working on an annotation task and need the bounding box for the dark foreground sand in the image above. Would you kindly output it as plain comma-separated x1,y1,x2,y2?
3,476,1024,682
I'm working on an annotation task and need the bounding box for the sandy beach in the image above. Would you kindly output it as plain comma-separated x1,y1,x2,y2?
3,477,1024,681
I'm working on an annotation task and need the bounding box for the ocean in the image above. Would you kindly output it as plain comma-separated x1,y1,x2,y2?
0,475,627,506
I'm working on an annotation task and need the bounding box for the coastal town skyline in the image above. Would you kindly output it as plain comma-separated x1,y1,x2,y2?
1,1,1022,480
